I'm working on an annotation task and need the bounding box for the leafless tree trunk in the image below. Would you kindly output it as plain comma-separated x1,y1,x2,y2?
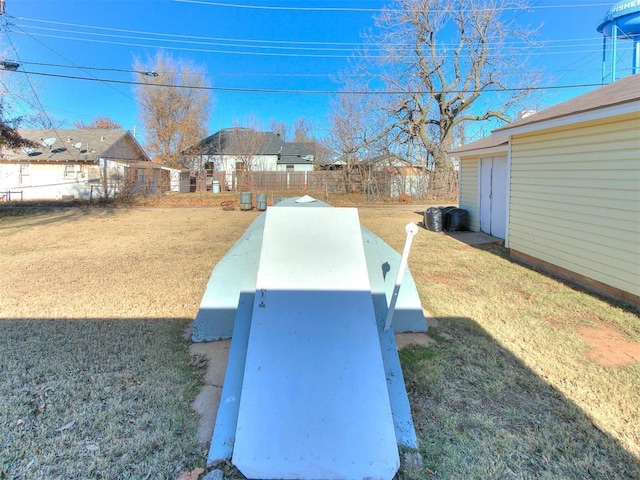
133,51,212,168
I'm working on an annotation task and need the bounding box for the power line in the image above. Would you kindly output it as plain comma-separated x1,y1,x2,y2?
11,16,607,52
18,61,335,77
8,23,145,108
10,29,605,60
173,0,613,12
1,26,82,159
12,16,369,47
14,24,365,53
8,69,604,95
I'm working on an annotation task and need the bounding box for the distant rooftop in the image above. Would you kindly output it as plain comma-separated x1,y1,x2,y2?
2,129,147,163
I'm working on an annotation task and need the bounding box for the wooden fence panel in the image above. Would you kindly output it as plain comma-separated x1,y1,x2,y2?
203,169,457,201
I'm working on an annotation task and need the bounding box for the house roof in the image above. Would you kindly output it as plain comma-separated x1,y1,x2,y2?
279,142,316,164
450,74,640,157
361,154,423,167
494,74,640,134
1,129,148,163
188,128,285,156
448,135,509,156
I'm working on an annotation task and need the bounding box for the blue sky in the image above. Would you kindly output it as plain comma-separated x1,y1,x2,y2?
1,0,635,142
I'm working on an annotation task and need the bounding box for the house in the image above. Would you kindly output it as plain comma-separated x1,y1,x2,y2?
185,128,316,189
0,129,169,200
279,141,316,171
449,74,640,307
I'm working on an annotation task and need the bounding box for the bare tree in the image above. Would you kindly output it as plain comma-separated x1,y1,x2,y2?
134,51,212,167
293,117,314,143
229,122,270,172
73,116,122,129
326,84,387,193
358,0,540,192
269,120,288,141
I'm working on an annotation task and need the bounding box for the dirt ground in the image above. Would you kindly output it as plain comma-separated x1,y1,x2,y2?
578,320,640,367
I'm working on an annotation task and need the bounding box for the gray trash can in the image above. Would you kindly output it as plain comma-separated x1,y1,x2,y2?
240,192,253,211
257,193,267,211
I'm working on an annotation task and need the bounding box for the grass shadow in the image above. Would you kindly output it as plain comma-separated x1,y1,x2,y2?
0,317,205,480
398,316,640,479
0,203,119,231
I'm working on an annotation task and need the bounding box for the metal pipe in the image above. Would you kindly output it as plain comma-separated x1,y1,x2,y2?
612,23,618,82
384,222,419,332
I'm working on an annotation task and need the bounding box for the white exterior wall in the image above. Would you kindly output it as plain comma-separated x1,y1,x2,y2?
167,170,190,193
458,155,480,231
508,113,640,297
201,154,279,172
0,162,96,200
275,163,315,172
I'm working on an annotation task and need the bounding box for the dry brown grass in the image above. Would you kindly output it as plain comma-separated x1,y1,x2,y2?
0,206,259,319
1,196,639,479
0,205,259,479
359,208,640,478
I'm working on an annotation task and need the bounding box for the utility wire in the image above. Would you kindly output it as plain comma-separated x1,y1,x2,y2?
18,58,604,78
12,16,370,47
9,30,604,60
11,16,609,51
9,23,144,108
173,0,613,12
9,69,605,95
19,61,334,77
1,25,81,160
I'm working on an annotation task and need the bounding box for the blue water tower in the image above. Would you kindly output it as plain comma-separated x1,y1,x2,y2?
597,1,640,82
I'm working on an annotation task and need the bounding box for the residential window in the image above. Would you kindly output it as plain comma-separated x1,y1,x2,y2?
286,165,295,170
64,164,76,178
19,163,30,186
235,162,246,171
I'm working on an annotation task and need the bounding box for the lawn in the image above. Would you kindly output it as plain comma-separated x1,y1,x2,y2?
0,198,638,479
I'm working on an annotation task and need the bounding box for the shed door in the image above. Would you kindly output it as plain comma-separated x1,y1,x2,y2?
479,156,507,239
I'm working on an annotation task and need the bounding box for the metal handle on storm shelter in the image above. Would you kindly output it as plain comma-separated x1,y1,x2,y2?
384,222,419,332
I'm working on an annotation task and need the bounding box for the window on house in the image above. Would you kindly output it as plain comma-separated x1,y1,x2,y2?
236,162,246,171
64,164,76,178
19,163,30,186
286,165,295,170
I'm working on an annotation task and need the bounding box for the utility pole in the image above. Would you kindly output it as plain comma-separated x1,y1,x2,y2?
0,1,5,16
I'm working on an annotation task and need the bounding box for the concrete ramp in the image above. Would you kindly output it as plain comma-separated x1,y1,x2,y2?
232,207,399,480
